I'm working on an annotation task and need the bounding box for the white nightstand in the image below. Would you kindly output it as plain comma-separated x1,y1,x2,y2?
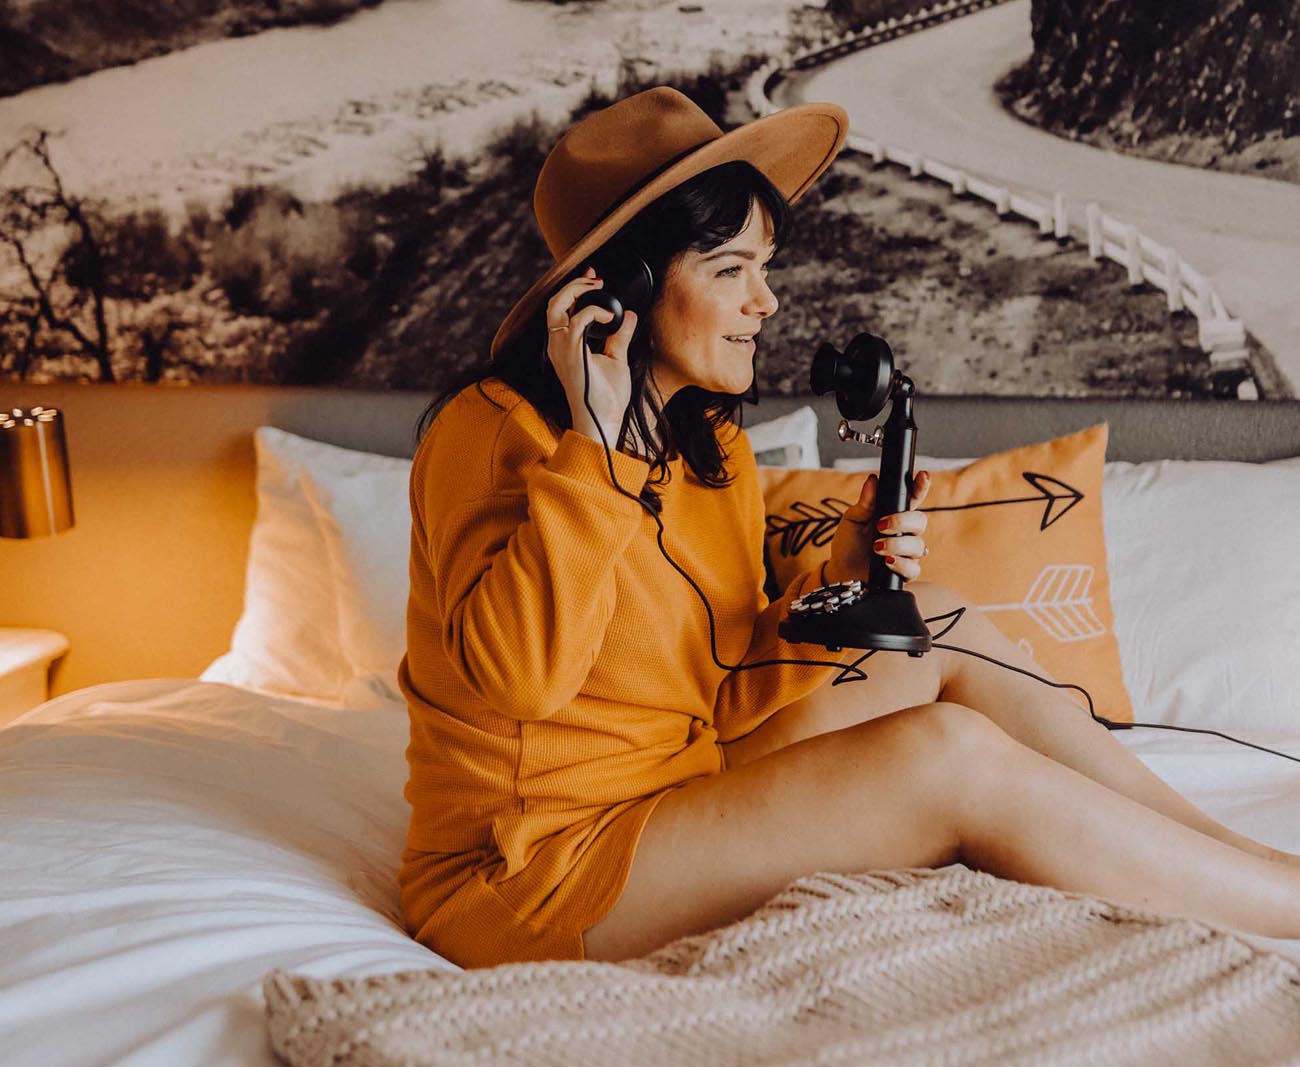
0,628,70,727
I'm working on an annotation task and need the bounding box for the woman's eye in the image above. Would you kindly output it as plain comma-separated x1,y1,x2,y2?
716,260,777,278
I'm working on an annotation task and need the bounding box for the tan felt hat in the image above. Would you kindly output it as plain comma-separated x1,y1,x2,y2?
489,86,849,358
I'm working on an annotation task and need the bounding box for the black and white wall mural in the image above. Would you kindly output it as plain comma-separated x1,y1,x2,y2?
1,0,1296,400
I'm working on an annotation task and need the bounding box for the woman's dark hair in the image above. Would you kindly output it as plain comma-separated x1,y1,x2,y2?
413,160,790,508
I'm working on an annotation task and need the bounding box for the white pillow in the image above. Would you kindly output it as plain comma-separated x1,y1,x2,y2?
297,448,412,705
200,427,351,702
746,405,819,468
1101,456,1300,733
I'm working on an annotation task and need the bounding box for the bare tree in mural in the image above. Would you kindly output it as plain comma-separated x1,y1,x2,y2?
0,129,201,383
0,130,113,380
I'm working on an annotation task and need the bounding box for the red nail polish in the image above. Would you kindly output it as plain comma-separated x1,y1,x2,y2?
885,555,896,565
873,539,885,551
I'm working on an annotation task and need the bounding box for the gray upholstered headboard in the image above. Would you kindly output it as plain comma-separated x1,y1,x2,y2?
198,390,1300,465
745,395,1300,467
2,382,1297,697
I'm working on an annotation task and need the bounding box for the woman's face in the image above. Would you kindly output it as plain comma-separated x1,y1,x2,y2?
649,201,780,401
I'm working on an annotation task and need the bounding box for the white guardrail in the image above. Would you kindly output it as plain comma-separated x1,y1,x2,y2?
746,0,1257,399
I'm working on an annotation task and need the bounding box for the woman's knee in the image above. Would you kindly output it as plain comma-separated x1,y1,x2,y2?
868,700,1012,773
829,702,1008,860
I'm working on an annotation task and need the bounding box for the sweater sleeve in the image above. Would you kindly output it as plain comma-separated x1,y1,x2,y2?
712,430,854,743
421,416,652,722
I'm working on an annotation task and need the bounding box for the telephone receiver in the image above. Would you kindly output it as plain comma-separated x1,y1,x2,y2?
570,252,655,354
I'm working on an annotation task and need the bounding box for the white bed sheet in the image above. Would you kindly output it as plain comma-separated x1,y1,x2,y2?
1,678,1299,1067
0,680,448,1067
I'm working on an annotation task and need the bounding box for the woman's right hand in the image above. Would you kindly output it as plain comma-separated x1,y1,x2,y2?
545,266,638,446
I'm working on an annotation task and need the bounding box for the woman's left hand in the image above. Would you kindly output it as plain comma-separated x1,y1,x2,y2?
825,469,932,584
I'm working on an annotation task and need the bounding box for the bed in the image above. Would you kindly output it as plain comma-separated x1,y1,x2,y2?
2,388,1300,1066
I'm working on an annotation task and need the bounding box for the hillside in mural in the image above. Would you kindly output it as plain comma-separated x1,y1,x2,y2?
0,65,1223,397
998,0,1300,184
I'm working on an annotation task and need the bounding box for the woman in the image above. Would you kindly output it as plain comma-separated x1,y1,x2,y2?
397,87,1300,969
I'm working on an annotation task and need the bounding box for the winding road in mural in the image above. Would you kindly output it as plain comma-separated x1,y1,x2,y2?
780,0,1300,393
0,0,583,210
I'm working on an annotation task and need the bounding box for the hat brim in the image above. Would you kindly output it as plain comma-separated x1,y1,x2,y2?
489,101,849,359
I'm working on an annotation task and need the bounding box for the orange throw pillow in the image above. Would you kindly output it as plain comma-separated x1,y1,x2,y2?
757,423,1133,722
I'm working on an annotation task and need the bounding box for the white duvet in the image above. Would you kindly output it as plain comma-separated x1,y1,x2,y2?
2,678,1299,1067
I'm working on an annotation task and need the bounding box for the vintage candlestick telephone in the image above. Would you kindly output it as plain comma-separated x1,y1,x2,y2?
777,333,932,655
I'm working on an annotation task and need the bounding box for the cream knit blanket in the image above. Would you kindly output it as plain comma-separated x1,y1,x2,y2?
264,867,1300,1066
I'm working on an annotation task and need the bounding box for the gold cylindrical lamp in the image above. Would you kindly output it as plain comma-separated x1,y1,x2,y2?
0,406,75,539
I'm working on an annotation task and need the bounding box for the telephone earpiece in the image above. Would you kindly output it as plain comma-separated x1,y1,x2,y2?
572,290,625,354
571,252,654,354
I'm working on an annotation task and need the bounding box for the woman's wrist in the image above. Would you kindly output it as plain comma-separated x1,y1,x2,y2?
569,411,622,449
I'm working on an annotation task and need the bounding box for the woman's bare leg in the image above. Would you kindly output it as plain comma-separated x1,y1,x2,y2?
725,580,1298,869
927,581,1300,868
585,702,1300,962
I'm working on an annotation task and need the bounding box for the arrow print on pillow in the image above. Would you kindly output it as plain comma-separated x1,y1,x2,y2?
920,473,1084,530
980,564,1105,643
765,499,846,556
764,471,1085,556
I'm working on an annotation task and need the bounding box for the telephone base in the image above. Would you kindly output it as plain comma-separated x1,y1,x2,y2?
780,585,933,654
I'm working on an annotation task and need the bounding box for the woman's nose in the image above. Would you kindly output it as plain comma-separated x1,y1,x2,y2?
745,277,779,318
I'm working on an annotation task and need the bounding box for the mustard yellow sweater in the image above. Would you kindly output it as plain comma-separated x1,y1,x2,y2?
396,378,848,962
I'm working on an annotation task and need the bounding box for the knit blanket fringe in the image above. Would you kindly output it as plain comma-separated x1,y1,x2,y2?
264,867,1300,1067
